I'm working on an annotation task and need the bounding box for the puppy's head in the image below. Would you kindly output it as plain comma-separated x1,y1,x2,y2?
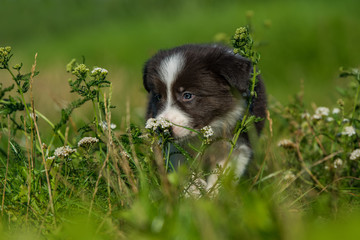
143,44,252,140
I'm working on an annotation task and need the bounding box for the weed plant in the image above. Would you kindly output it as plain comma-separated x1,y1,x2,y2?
1,24,360,239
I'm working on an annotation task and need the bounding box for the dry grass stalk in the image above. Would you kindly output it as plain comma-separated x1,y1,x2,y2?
1,115,11,217
29,53,56,225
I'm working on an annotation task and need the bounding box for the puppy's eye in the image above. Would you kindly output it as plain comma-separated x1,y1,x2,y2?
182,92,194,102
154,94,162,101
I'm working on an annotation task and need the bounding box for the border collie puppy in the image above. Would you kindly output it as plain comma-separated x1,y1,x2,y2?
143,44,266,188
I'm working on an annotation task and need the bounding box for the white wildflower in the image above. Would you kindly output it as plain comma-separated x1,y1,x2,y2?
200,126,214,144
145,118,157,131
78,137,99,148
157,117,172,129
145,117,172,131
121,151,131,159
283,171,296,181
342,118,350,124
29,112,38,121
333,158,343,168
326,117,334,122
311,114,322,120
332,108,340,114
99,121,116,130
350,149,360,160
91,67,108,77
54,146,76,158
301,113,310,119
47,156,55,161
315,107,330,117
277,139,296,149
201,126,214,138
342,126,356,137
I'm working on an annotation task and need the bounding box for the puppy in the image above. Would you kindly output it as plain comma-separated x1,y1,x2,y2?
143,44,266,188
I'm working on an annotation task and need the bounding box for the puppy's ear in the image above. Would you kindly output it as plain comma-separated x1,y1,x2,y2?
143,59,159,119
217,54,252,93
142,60,151,93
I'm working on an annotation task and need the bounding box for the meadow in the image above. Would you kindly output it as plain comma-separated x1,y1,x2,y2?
1,0,360,239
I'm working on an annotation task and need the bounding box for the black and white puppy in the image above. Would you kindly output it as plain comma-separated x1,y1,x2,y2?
143,44,266,187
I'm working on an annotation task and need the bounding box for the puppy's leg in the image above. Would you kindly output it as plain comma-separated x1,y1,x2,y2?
232,143,252,178
206,143,251,191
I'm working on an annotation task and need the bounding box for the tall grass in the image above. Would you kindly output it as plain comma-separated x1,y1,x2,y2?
1,22,360,240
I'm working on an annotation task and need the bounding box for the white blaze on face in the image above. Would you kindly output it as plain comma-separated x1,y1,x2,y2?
157,53,192,138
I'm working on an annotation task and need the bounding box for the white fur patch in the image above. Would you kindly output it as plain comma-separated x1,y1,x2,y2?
210,99,246,137
233,143,251,177
159,53,185,89
157,53,191,139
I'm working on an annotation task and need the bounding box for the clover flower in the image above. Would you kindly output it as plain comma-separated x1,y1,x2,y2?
342,126,356,137
54,146,76,158
350,149,360,161
333,158,343,168
145,117,172,131
91,67,108,77
277,139,296,149
78,137,99,148
99,121,116,130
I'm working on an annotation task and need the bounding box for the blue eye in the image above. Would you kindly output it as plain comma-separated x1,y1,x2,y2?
182,92,194,101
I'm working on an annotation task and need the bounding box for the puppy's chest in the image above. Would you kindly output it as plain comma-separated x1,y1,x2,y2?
168,138,234,171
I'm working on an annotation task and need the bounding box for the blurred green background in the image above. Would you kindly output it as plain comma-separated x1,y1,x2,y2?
1,0,360,124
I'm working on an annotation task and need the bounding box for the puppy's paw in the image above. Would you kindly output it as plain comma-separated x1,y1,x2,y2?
184,178,207,198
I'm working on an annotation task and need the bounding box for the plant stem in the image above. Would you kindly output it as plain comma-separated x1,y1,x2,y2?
351,82,360,124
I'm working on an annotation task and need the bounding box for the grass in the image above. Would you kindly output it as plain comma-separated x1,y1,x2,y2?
1,0,360,239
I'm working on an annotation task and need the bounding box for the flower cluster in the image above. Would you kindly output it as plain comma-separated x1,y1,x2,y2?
0,46,12,67
91,67,108,78
277,66,360,192
283,171,296,182
99,121,116,131
333,158,343,168
277,139,296,149
231,27,260,65
350,149,360,161
145,117,172,132
201,126,214,138
78,137,99,148
200,125,214,144
312,106,330,120
342,126,356,137
72,64,89,78
54,146,76,158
